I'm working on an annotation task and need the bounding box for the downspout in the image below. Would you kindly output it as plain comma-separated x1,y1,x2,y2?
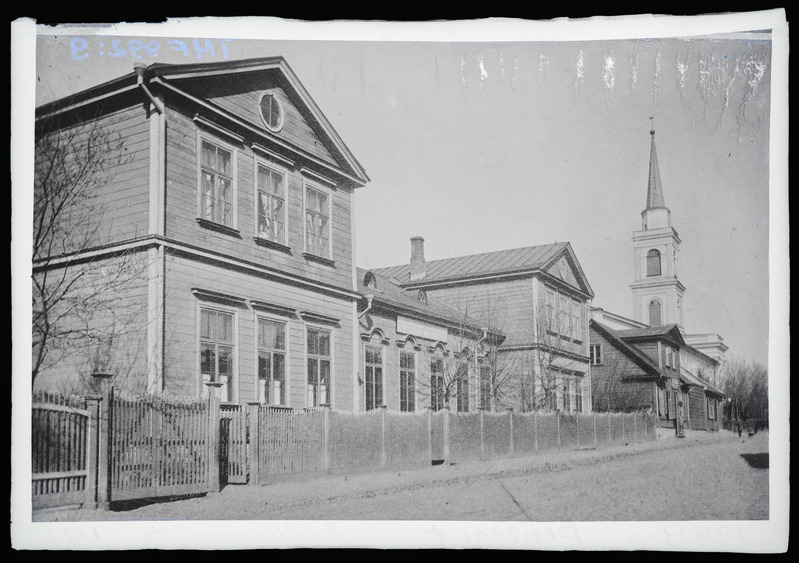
134,62,164,115
358,294,374,319
355,294,374,408
476,328,488,411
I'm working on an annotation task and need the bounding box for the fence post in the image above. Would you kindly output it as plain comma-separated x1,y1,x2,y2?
379,405,387,467
621,413,625,443
427,407,433,465
608,411,612,446
247,402,260,486
323,405,331,473
479,408,485,460
84,394,102,510
534,410,539,451
91,372,113,511
508,408,514,455
556,411,561,451
205,382,223,493
593,412,597,447
442,406,451,465
576,413,580,449
634,413,638,442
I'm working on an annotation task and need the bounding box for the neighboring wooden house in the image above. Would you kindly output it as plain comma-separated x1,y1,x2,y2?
373,237,594,414
33,57,370,409
356,268,505,413
589,318,724,434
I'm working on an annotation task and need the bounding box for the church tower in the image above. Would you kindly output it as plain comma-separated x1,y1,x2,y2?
630,127,685,328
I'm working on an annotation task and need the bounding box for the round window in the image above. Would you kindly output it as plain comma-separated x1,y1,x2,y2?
259,92,283,132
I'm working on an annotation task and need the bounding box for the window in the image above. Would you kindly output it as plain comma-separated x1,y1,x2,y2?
430,357,444,411
561,379,570,412
479,362,492,410
647,249,662,276
658,388,668,418
399,350,416,412
571,299,582,340
256,163,286,244
649,299,662,326
455,362,469,413
589,344,602,365
307,328,331,407
257,318,286,405
364,345,383,411
200,139,234,228
574,379,583,413
200,308,235,402
707,398,717,420
559,295,569,335
259,91,284,132
305,184,331,258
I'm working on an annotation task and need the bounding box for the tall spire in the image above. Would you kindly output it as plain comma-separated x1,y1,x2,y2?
646,125,666,210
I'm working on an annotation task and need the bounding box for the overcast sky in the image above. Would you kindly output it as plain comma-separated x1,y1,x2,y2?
28,15,783,367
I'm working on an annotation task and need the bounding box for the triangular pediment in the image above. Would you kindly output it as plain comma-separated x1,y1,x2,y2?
543,244,594,297
149,58,369,186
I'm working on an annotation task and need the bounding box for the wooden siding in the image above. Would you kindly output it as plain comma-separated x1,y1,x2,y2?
207,86,338,166
687,386,709,431
163,106,355,291
162,253,356,409
35,104,151,251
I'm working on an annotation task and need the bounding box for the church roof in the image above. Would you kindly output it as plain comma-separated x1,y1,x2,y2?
646,129,666,210
614,323,686,346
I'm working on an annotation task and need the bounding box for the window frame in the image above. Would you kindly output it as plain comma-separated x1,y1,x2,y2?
364,343,384,411
647,248,662,277
256,315,289,406
455,360,470,413
258,91,285,133
430,355,445,412
399,348,417,413
197,304,238,403
306,325,333,408
478,360,492,411
254,157,289,247
303,180,333,260
589,343,602,365
197,134,238,231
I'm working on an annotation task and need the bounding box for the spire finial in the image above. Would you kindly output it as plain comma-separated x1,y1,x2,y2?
649,115,656,135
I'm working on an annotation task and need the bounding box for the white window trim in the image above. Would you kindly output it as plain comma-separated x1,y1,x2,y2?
305,324,334,408
398,345,418,413
590,343,602,365
196,132,238,230
253,156,290,247
364,340,386,411
258,91,285,133
196,302,239,403
302,180,334,261
255,312,291,407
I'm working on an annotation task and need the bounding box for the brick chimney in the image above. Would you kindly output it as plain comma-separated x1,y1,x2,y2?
409,236,426,281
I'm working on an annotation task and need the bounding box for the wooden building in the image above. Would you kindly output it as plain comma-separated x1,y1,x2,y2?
373,238,595,414
33,57,370,409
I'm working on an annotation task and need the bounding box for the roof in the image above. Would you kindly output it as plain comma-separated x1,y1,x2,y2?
646,129,666,210
357,268,502,340
373,241,592,296
590,320,662,378
613,323,686,346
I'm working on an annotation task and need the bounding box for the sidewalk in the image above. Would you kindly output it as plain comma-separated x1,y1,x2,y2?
32,429,740,522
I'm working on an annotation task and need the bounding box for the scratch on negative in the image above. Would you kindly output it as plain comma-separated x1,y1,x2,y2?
493,475,533,521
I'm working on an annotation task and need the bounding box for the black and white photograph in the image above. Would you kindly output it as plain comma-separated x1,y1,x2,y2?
11,12,789,551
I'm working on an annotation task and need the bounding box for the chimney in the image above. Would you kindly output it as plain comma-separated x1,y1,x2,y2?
409,236,426,281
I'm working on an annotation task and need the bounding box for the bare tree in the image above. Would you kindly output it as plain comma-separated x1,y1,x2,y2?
32,112,148,393
722,354,768,424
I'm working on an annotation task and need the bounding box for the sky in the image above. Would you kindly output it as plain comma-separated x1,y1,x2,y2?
27,15,782,368
10,11,790,553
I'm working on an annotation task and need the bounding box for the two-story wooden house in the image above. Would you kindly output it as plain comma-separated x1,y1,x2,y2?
33,57,370,409
373,237,595,414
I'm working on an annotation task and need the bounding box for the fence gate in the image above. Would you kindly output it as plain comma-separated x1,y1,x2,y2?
109,391,211,502
219,404,248,485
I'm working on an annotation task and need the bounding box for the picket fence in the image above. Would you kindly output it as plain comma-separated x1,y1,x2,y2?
31,381,657,511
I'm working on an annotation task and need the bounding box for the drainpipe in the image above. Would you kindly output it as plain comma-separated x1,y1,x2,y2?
134,62,164,115
358,294,374,319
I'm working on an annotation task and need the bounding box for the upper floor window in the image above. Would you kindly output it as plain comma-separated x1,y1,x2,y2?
259,91,284,132
589,344,602,365
307,327,331,407
199,307,236,402
256,163,286,245
647,249,662,277
257,318,287,406
304,184,331,258
199,139,235,228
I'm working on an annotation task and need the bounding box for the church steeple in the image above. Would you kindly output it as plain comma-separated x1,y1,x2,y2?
646,128,666,210
631,125,684,328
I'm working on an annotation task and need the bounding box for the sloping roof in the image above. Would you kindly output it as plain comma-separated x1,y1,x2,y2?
614,323,686,345
590,320,662,378
373,241,592,297
357,268,502,339
646,129,666,210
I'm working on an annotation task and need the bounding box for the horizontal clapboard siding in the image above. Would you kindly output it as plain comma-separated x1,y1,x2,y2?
162,253,355,409
163,106,355,291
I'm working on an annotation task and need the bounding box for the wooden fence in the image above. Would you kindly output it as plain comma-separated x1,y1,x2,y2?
31,380,658,511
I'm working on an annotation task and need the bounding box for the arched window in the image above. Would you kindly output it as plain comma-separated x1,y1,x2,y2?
648,299,662,326
647,249,662,276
